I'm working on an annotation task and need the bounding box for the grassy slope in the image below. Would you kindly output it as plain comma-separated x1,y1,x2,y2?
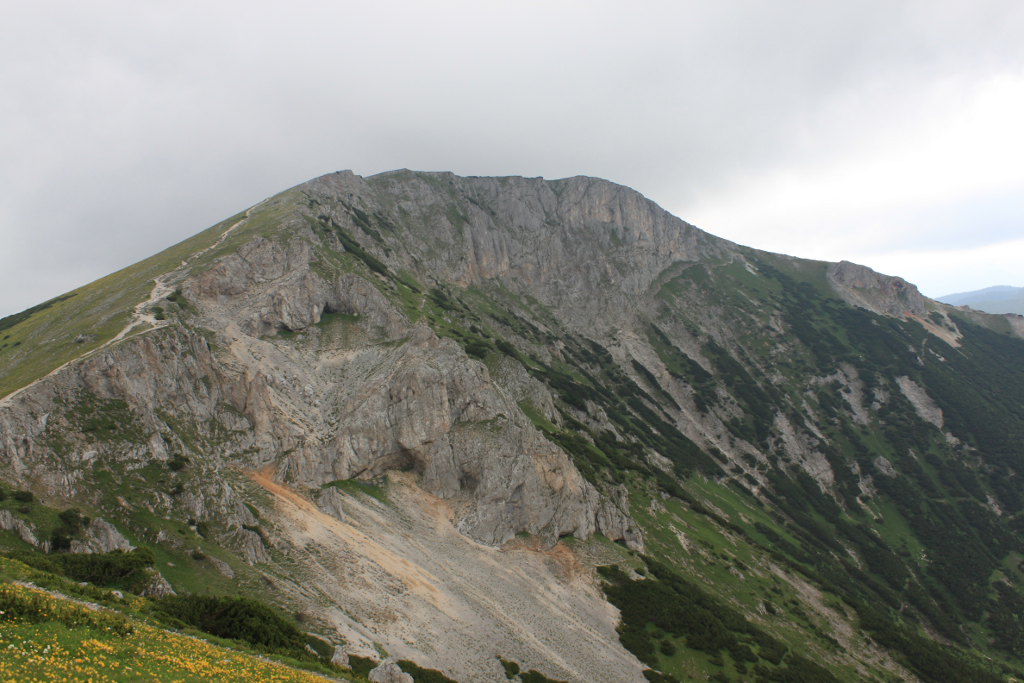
0,189,301,399
0,557,351,683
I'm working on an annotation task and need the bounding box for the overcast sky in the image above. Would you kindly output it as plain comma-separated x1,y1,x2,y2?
3,1,1024,317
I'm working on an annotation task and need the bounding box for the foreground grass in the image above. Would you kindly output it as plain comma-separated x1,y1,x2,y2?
0,582,348,683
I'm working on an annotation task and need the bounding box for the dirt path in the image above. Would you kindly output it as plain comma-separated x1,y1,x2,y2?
0,200,265,408
104,198,266,346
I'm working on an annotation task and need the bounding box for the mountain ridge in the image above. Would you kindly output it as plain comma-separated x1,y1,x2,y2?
2,169,1024,683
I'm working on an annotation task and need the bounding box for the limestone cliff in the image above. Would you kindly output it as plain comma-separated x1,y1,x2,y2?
4,169,1017,683
827,260,928,318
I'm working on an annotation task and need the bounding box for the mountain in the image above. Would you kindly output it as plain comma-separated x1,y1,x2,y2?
2,170,1024,683
937,286,1024,316
938,285,1022,305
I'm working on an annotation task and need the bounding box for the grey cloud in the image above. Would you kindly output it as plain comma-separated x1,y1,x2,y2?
2,1,1024,315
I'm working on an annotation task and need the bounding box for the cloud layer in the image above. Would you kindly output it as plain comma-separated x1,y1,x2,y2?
3,1,1024,315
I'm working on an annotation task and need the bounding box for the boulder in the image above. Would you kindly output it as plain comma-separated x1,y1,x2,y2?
138,569,176,598
368,661,413,683
331,647,350,669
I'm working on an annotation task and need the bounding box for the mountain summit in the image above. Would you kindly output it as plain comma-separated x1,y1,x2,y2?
2,170,1023,683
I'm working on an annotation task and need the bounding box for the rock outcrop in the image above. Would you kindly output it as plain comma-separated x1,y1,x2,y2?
317,487,346,522
225,528,271,565
303,171,731,335
0,510,38,546
895,376,944,429
69,518,133,554
330,646,350,669
827,260,928,318
208,556,235,578
138,569,176,598
368,661,414,683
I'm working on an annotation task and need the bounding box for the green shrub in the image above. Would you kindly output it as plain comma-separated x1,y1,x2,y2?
495,339,520,359
464,340,491,360
168,455,189,471
50,507,91,551
8,547,154,586
396,659,460,683
153,594,305,654
12,490,33,503
348,655,378,677
643,671,681,683
499,657,520,679
166,288,188,307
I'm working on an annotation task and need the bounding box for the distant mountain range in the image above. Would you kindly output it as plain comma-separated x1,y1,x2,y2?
937,285,1024,314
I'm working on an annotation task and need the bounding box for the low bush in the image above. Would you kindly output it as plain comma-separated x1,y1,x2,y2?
348,655,378,677
396,659,460,683
153,593,306,655
464,340,491,360
643,671,681,683
50,507,91,551
499,657,520,679
168,455,189,471
8,547,154,586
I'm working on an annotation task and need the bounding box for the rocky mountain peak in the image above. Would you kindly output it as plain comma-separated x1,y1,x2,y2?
2,170,1023,683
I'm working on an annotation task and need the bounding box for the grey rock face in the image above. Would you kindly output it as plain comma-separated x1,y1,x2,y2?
138,569,176,598
225,528,270,565
68,518,132,554
330,646,350,668
368,661,414,683
895,376,944,429
208,556,235,578
155,529,184,550
828,261,928,318
304,171,730,336
184,225,641,547
874,456,897,478
0,510,38,546
317,487,346,522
